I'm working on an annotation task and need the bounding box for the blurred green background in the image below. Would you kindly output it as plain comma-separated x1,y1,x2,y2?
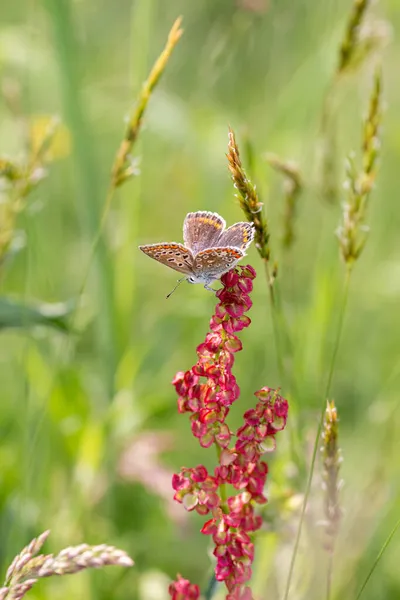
0,0,400,599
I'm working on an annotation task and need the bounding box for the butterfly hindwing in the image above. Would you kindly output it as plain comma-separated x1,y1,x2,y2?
183,211,226,254
193,246,244,279
217,222,255,251
139,243,194,275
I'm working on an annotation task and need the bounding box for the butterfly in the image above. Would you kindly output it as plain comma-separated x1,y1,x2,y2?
139,211,254,296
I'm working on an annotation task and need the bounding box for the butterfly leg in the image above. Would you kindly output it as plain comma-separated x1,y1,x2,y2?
203,283,218,294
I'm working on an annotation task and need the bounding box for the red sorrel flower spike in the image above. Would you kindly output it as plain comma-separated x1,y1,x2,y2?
171,266,289,599
172,266,255,451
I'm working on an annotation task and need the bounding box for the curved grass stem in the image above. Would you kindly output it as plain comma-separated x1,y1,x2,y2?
75,185,115,308
74,17,182,311
283,267,351,600
264,261,286,386
327,552,333,600
355,516,400,600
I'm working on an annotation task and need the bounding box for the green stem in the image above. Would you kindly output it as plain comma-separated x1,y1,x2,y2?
204,573,218,600
75,184,115,305
202,445,226,600
327,552,333,600
215,444,227,507
42,0,117,398
264,261,286,387
283,267,351,600
325,267,352,396
355,517,400,600
219,481,228,507
58,0,157,332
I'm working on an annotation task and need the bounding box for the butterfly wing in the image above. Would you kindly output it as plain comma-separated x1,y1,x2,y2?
217,222,255,251
193,246,244,280
183,211,226,254
139,243,194,275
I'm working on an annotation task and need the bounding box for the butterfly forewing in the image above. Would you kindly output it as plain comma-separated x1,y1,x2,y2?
193,247,244,279
183,211,226,254
139,243,194,275
217,222,255,251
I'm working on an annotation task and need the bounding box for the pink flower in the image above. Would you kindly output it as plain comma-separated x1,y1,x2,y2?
168,574,200,600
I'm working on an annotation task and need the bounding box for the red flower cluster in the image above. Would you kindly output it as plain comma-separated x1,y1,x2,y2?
201,388,288,596
172,465,219,515
170,266,289,600
172,266,256,449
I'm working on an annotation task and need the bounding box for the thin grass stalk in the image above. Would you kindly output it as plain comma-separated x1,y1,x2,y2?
321,401,342,600
0,118,60,261
111,17,183,186
43,0,117,397
263,264,286,384
77,16,183,302
283,268,351,600
226,129,270,263
318,0,382,205
337,0,370,75
265,153,303,250
336,0,390,78
318,82,340,205
284,67,382,598
338,68,382,265
113,0,156,352
355,516,400,600
327,553,333,600
226,128,286,384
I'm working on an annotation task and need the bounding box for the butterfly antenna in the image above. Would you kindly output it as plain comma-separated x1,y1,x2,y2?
166,276,186,299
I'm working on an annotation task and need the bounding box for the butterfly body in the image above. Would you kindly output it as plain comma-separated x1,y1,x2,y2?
139,211,254,292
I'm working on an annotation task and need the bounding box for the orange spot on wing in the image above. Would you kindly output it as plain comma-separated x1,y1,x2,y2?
199,217,222,228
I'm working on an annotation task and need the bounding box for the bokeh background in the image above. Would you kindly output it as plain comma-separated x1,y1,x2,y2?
0,0,400,599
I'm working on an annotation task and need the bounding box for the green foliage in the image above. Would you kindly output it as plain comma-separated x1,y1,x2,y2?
0,297,73,331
